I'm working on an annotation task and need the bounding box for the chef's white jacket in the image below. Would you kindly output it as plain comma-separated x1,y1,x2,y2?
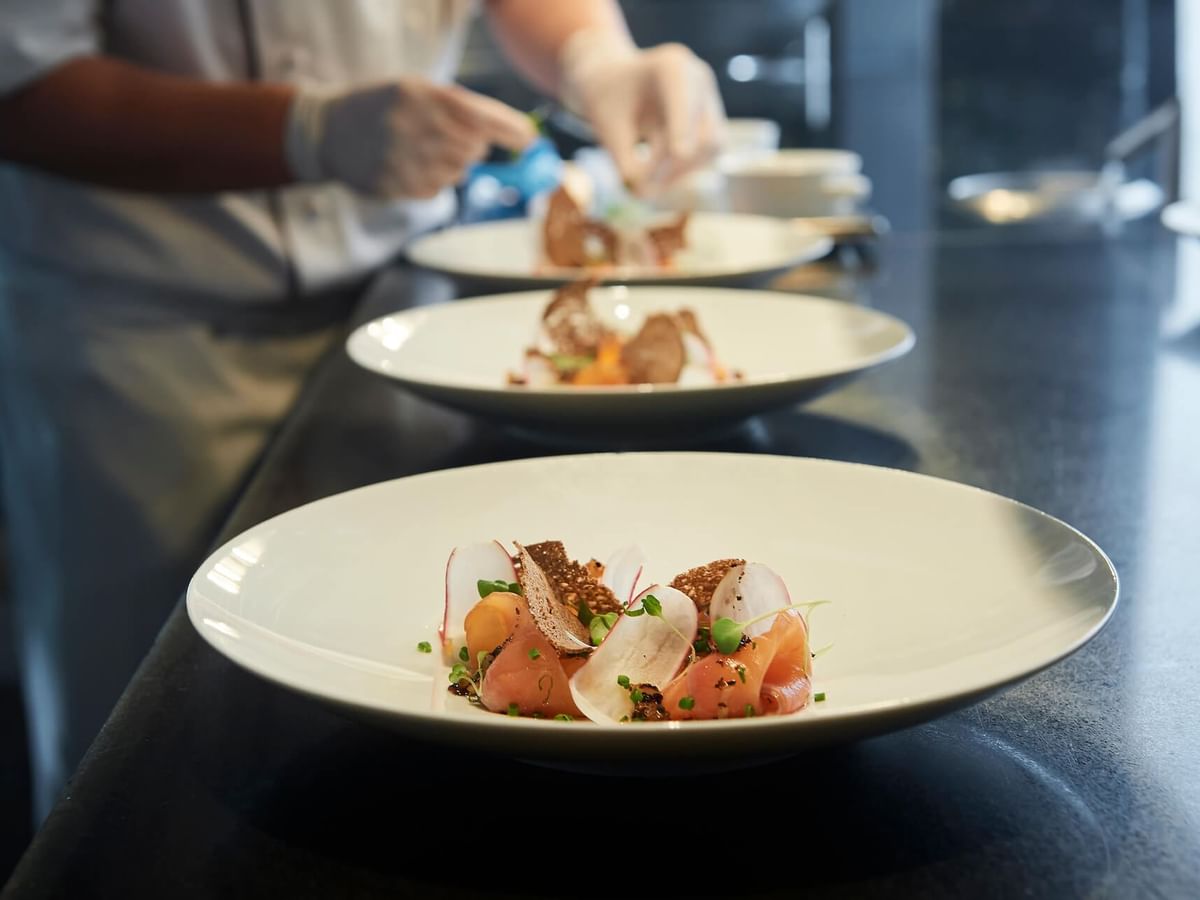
0,0,477,301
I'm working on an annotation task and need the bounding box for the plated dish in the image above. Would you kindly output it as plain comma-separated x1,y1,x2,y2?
346,285,914,433
405,211,832,288
541,184,691,270
508,279,738,387
438,540,819,722
187,453,1118,763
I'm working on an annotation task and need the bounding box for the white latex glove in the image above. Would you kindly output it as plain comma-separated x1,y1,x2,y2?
560,28,726,194
285,78,537,199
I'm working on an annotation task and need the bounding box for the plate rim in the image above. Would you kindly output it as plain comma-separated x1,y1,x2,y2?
344,287,916,398
186,452,1120,743
405,213,835,283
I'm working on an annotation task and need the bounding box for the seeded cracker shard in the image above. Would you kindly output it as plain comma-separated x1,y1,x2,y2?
670,558,745,612
522,540,623,617
514,542,592,655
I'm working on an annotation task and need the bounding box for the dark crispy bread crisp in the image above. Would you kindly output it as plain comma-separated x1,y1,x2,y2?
670,559,745,612
515,543,592,655
523,540,622,616
675,308,710,347
542,278,608,356
543,186,618,268
620,313,685,384
647,212,690,264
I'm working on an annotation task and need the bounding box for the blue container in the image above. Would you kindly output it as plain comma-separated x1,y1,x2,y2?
461,137,564,223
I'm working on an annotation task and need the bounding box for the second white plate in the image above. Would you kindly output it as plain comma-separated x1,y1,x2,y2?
345,287,914,432
406,212,833,288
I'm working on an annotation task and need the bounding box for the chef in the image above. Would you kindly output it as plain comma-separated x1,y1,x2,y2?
0,0,725,819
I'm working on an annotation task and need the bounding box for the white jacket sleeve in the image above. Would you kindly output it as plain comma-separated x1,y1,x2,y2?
0,0,100,95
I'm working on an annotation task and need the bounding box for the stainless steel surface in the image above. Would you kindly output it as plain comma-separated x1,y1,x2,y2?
946,170,1164,225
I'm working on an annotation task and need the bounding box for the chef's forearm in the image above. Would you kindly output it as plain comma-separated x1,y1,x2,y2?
484,0,633,95
0,56,295,192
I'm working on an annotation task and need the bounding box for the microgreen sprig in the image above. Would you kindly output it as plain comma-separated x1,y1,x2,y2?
477,579,522,599
710,601,830,655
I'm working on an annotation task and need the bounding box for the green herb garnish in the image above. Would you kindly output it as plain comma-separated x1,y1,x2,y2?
744,704,756,718
507,703,520,717
630,689,644,703
711,601,831,655
589,611,618,645
577,601,595,626
477,579,521,599
416,641,432,653
642,594,663,617
814,692,826,702
549,353,595,374
617,674,631,688
458,646,469,662
554,713,574,721
528,647,541,660
679,696,695,710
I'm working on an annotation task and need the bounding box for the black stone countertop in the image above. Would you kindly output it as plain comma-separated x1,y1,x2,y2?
5,219,1200,898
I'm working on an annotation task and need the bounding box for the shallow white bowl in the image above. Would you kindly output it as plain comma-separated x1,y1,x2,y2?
724,149,869,218
405,213,832,289
345,286,914,433
187,453,1118,763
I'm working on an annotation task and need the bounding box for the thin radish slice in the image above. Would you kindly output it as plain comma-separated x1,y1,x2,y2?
569,585,698,723
600,544,645,608
441,541,515,660
709,563,792,638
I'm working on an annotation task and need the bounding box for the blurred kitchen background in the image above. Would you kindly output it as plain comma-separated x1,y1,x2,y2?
0,0,1182,882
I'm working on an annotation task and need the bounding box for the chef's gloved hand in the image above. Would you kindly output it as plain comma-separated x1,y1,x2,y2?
560,28,726,195
285,78,537,199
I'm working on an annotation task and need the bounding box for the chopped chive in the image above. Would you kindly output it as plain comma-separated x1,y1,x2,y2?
528,647,541,660
744,704,756,718
416,641,432,653
736,664,747,683
554,713,573,721
458,646,469,662
617,674,631,688
630,689,644,703
814,692,827,702
507,703,520,717
679,696,695,710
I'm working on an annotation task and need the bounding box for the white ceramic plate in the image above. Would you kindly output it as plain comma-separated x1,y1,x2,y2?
187,453,1118,762
1162,201,1200,238
405,213,833,288
345,286,914,433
